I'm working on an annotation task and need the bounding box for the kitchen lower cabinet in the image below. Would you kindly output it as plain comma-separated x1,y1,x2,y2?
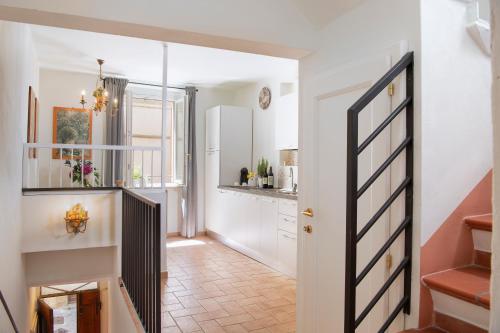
245,194,261,252
259,197,279,263
232,192,248,246
207,191,296,277
277,230,297,277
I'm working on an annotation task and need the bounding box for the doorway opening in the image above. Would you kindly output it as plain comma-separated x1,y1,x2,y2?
36,281,103,333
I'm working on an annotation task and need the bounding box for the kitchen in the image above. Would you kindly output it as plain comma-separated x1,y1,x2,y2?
204,81,299,278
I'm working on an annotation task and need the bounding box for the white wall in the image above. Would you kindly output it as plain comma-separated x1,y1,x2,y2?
36,68,106,187
24,246,117,287
420,0,492,244
39,68,106,146
0,21,39,331
490,2,499,331
24,246,137,332
21,191,119,253
195,87,235,232
298,0,421,328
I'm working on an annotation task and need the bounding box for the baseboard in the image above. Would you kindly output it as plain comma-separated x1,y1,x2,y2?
167,231,207,237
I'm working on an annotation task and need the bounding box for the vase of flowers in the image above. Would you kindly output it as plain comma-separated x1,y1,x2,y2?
65,159,100,187
247,171,256,187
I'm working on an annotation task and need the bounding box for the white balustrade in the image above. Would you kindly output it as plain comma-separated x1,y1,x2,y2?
22,143,163,189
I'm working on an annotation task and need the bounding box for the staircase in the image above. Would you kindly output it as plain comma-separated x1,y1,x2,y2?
416,214,492,333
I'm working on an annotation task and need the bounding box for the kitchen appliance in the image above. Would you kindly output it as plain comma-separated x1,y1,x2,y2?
205,105,252,186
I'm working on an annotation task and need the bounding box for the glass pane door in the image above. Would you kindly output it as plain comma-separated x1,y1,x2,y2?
174,95,188,185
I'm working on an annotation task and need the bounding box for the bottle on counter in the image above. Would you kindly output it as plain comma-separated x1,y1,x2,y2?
263,169,268,188
268,166,274,189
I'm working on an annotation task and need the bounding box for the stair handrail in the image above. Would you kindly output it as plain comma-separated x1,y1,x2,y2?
345,51,414,333
0,290,20,333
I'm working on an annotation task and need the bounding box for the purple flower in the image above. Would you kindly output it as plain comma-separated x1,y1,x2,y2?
83,163,93,175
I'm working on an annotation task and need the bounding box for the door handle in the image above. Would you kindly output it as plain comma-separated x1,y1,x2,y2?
301,208,314,217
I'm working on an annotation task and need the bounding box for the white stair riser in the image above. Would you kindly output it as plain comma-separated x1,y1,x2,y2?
430,290,489,330
471,229,492,252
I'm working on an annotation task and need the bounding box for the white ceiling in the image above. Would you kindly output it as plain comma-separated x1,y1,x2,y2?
288,0,366,28
30,25,298,89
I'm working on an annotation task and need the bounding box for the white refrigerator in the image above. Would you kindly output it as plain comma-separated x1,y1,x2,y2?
205,105,252,233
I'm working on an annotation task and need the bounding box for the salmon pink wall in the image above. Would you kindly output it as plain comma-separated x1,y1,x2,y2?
419,171,492,327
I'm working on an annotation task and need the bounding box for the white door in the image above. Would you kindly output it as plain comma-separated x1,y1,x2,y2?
174,96,188,185
298,53,404,333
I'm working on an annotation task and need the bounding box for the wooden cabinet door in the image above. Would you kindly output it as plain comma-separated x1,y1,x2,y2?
77,290,101,333
38,299,54,333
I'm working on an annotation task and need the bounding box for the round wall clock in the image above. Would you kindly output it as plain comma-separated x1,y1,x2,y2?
259,87,272,110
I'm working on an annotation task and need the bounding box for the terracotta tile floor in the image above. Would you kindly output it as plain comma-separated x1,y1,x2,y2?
162,236,296,333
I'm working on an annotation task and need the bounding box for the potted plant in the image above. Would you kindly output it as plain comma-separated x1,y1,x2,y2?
257,158,268,188
65,159,100,187
132,167,142,188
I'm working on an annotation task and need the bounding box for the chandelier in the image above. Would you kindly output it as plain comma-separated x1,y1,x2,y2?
80,59,118,115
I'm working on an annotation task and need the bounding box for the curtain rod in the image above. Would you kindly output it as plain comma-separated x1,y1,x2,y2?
128,81,198,92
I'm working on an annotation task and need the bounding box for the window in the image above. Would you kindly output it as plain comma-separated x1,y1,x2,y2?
126,91,186,187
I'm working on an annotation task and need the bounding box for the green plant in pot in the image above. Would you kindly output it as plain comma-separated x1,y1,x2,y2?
132,167,142,187
257,158,268,188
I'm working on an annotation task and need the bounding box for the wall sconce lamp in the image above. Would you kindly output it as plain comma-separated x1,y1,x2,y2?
65,203,89,235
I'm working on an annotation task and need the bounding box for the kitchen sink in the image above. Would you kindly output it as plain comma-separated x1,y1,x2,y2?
278,189,298,195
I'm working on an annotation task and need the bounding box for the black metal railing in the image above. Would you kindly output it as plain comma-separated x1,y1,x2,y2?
122,189,161,333
345,52,414,333
0,290,19,333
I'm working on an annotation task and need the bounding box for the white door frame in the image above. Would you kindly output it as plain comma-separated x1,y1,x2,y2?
297,42,409,333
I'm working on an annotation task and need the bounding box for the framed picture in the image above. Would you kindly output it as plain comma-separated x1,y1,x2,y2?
52,107,93,160
27,86,39,158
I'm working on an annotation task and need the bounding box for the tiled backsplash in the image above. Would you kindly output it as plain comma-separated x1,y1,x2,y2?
279,149,298,166
278,150,298,189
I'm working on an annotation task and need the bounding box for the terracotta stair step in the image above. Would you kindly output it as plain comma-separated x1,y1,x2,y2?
422,265,490,309
400,328,446,333
464,214,492,231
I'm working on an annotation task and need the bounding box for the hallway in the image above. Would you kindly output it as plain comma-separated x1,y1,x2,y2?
161,236,296,332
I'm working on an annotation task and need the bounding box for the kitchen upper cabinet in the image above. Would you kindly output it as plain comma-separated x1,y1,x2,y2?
259,197,279,262
275,91,298,150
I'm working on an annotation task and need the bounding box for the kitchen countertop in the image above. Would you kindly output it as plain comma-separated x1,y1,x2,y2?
217,185,298,200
